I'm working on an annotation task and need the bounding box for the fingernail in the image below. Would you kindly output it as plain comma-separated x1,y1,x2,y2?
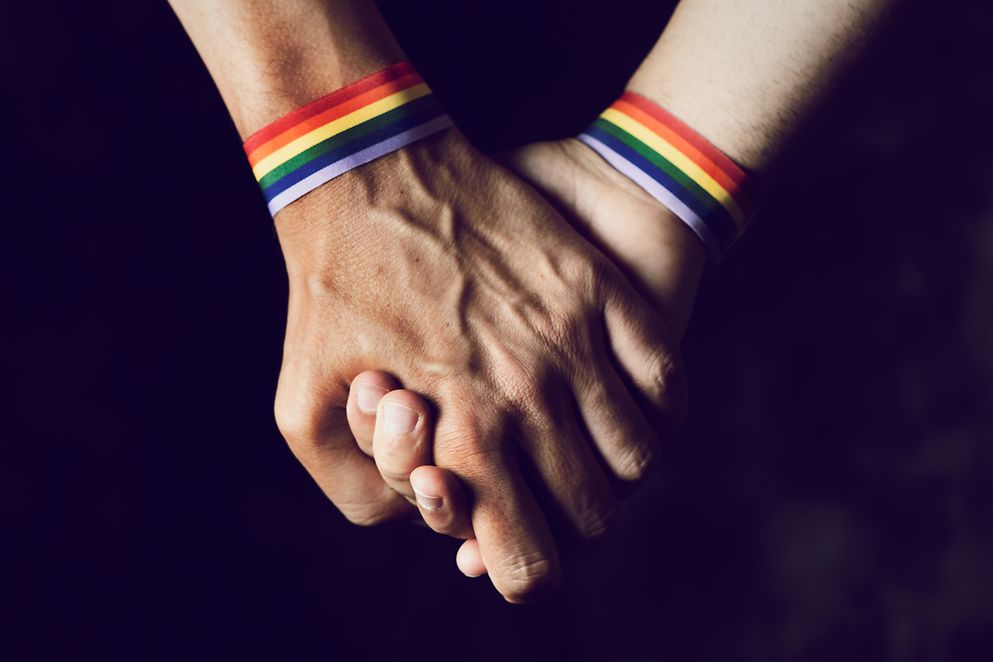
356,384,388,413
383,401,419,434
413,488,443,512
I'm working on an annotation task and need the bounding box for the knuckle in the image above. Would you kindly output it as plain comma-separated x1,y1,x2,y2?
376,430,422,465
614,443,656,483
504,376,545,413
563,251,608,301
493,359,560,417
273,395,326,445
338,501,397,528
543,312,589,362
440,433,504,472
648,350,688,422
496,552,560,603
576,503,620,544
490,355,542,406
433,408,505,471
376,464,413,485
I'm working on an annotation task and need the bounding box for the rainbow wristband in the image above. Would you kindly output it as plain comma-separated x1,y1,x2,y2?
578,92,755,262
243,62,453,216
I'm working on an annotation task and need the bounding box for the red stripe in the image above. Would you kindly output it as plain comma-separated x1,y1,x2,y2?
245,73,423,166
612,98,752,214
619,92,748,189
243,61,415,155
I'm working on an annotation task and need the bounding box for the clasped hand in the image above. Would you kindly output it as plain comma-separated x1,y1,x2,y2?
273,129,703,602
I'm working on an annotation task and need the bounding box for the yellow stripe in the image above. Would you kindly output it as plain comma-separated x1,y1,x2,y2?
252,83,432,180
602,107,746,226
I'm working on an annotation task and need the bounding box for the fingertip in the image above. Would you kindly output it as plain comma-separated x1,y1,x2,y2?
351,371,400,410
410,465,473,539
376,389,432,428
456,539,486,578
372,389,435,500
346,371,400,455
374,389,432,459
409,465,449,501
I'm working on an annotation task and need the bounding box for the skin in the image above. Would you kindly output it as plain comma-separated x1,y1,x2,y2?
349,0,897,579
167,0,690,602
348,139,705,575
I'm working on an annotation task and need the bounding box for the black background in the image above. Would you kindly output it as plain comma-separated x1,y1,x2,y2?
5,1,993,660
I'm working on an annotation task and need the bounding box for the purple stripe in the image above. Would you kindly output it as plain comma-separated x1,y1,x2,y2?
577,133,723,263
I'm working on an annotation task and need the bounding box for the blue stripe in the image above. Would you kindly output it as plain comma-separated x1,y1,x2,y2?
583,123,738,248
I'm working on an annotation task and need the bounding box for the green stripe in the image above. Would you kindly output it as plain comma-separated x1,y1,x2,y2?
258,94,443,190
592,117,722,216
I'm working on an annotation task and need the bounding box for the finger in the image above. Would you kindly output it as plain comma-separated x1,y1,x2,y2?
516,386,619,550
275,371,413,526
372,390,434,501
575,348,660,486
456,539,487,577
346,370,400,457
603,288,689,426
434,408,561,604
409,465,474,539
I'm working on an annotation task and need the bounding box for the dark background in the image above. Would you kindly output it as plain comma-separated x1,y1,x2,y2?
5,1,993,660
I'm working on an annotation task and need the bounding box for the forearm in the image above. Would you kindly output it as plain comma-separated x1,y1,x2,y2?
167,0,404,137
628,0,895,178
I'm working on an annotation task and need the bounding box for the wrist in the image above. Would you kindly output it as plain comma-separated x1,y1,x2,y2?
561,136,707,273
576,91,756,265
169,0,405,137
274,127,470,272
244,60,454,221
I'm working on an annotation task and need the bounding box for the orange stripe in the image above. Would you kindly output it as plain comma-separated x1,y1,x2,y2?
613,99,752,214
620,92,748,188
247,72,424,166
242,62,415,154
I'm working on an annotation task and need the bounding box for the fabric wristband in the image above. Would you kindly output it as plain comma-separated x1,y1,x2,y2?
243,61,453,216
578,92,755,263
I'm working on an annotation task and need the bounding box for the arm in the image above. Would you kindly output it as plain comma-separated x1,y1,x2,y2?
628,0,896,178
168,0,404,137
167,0,687,603
505,0,896,337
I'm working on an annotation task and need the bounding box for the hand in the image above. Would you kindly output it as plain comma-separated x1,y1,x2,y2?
501,138,707,343
342,137,707,579
273,129,687,602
